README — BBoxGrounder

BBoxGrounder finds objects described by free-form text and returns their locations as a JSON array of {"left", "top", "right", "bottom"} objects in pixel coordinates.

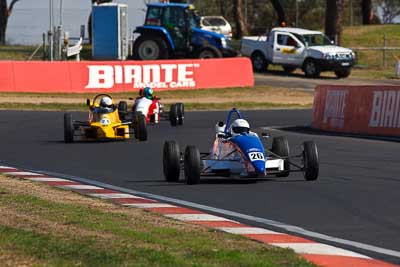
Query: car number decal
[{"left": 248, "top": 152, "right": 264, "bottom": 161}]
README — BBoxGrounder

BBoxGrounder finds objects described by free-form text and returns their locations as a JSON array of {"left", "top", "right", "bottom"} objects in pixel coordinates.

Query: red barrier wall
[
  {"left": 312, "top": 85, "right": 400, "bottom": 136},
  {"left": 0, "top": 58, "right": 253, "bottom": 93}
]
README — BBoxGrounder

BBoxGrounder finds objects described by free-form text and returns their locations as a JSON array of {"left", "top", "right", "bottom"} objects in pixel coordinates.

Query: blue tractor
[{"left": 133, "top": 3, "right": 237, "bottom": 60}]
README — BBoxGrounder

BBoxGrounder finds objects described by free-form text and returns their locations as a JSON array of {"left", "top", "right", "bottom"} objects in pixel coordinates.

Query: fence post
[{"left": 383, "top": 33, "right": 387, "bottom": 68}]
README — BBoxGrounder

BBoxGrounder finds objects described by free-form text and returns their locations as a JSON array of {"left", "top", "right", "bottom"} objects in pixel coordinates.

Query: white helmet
[
  {"left": 100, "top": 96, "right": 112, "bottom": 107},
  {"left": 230, "top": 119, "right": 250, "bottom": 136}
]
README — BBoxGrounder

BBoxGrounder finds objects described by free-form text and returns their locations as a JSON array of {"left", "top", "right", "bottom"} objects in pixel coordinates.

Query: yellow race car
[{"left": 63, "top": 94, "right": 147, "bottom": 143}]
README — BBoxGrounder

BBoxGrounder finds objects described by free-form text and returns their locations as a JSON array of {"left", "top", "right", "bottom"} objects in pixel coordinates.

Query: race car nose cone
[{"left": 253, "top": 161, "right": 265, "bottom": 175}]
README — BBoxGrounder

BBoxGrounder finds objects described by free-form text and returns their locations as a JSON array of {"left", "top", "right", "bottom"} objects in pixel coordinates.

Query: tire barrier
[
  {"left": 313, "top": 85, "right": 400, "bottom": 136},
  {"left": 0, "top": 58, "right": 253, "bottom": 93}
]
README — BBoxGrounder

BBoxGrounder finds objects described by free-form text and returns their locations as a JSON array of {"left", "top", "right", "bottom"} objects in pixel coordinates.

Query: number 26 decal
[{"left": 248, "top": 152, "right": 264, "bottom": 161}]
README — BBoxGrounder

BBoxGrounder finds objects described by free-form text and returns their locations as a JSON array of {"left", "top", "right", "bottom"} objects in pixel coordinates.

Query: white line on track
[
  {"left": 217, "top": 227, "right": 280, "bottom": 235},
  {"left": 4, "top": 171, "right": 44, "bottom": 176},
  {"left": 27, "top": 177, "right": 70, "bottom": 182},
  {"left": 165, "top": 214, "right": 235, "bottom": 222},
  {"left": 89, "top": 193, "right": 146, "bottom": 199},
  {"left": 123, "top": 203, "right": 177, "bottom": 208},
  {"left": 33, "top": 169, "right": 400, "bottom": 259},
  {"left": 272, "top": 243, "right": 371, "bottom": 259}
]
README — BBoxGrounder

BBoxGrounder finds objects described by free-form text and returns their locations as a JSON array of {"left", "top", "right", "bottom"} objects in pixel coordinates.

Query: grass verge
[{"left": 0, "top": 175, "right": 316, "bottom": 266}]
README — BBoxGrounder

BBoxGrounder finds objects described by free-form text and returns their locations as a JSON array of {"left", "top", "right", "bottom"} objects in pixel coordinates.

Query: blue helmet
[{"left": 143, "top": 87, "right": 153, "bottom": 99}]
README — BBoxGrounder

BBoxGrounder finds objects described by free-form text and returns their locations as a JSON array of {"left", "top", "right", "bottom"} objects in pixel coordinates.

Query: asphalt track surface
[
  {"left": 254, "top": 71, "right": 400, "bottom": 90},
  {"left": 1, "top": 109, "right": 400, "bottom": 264}
]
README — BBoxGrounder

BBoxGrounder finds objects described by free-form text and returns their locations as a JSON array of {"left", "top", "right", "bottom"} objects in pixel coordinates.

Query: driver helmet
[
  {"left": 100, "top": 96, "right": 113, "bottom": 108},
  {"left": 143, "top": 87, "right": 154, "bottom": 100},
  {"left": 230, "top": 119, "right": 250, "bottom": 136}
]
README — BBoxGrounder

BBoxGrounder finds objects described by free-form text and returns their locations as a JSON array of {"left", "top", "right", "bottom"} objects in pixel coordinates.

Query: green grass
[
  {"left": 0, "top": 45, "right": 43, "bottom": 60},
  {"left": 0, "top": 181, "right": 316, "bottom": 267}
]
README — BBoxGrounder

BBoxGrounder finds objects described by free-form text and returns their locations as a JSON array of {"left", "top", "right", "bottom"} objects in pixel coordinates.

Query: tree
[
  {"left": 0, "top": 0, "right": 20, "bottom": 45},
  {"left": 361, "top": 0, "right": 373, "bottom": 24},
  {"left": 325, "top": 0, "right": 344, "bottom": 45},
  {"left": 270, "top": 0, "right": 285, "bottom": 26},
  {"left": 232, "top": 0, "right": 247, "bottom": 38},
  {"left": 377, "top": 0, "right": 400, "bottom": 23}
]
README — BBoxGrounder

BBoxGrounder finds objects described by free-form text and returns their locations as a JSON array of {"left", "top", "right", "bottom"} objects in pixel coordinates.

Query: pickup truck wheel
[
  {"left": 251, "top": 52, "right": 267, "bottom": 72},
  {"left": 335, "top": 68, "right": 351, "bottom": 78},
  {"left": 303, "top": 59, "right": 320, "bottom": 78},
  {"left": 283, "top": 66, "right": 296, "bottom": 74},
  {"left": 198, "top": 47, "right": 222, "bottom": 59},
  {"left": 134, "top": 35, "right": 169, "bottom": 60}
]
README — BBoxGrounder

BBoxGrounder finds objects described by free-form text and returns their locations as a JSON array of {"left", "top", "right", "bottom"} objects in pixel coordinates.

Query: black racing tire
[
  {"left": 135, "top": 112, "right": 147, "bottom": 141},
  {"left": 118, "top": 101, "right": 128, "bottom": 120},
  {"left": 283, "top": 65, "right": 296, "bottom": 74},
  {"left": 303, "top": 141, "right": 319, "bottom": 181},
  {"left": 334, "top": 68, "right": 351, "bottom": 78},
  {"left": 163, "top": 141, "right": 181, "bottom": 182},
  {"left": 251, "top": 51, "right": 267, "bottom": 72},
  {"left": 133, "top": 34, "right": 169, "bottom": 60},
  {"left": 169, "top": 104, "right": 178, "bottom": 127},
  {"left": 272, "top": 136, "right": 290, "bottom": 177},
  {"left": 303, "top": 59, "right": 321, "bottom": 78},
  {"left": 64, "top": 113, "right": 74, "bottom": 143},
  {"left": 176, "top": 103, "right": 184, "bottom": 125},
  {"left": 197, "top": 46, "right": 223, "bottom": 59},
  {"left": 184, "top": 146, "right": 201, "bottom": 185}
]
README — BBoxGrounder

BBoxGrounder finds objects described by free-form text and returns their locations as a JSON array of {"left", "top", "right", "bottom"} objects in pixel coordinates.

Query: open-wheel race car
[
  {"left": 118, "top": 88, "right": 185, "bottom": 127},
  {"left": 163, "top": 108, "right": 319, "bottom": 184},
  {"left": 63, "top": 94, "right": 147, "bottom": 143}
]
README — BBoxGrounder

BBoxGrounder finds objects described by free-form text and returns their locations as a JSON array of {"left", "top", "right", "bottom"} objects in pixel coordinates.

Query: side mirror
[{"left": 86, "top": 99, "right": 90, "bottom": 106}]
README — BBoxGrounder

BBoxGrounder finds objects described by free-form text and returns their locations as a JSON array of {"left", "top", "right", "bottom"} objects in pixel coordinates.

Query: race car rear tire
[
  {"left": 118, "top": 101, "right": 128, "bottom": 120},
  {"left": 184, "top": 146, "right": 201, "bottom": 185},
  {"left": 272, "top": 136, "right": 290, "bottom": 177},
  {"left": 176, "top": 103, "right": 184, "bottom": 125},
  {"left": 135, "top": 112, "right": 147, "bottom": 141},
  {"left": 169, "top": 104, "right": 178, "bottom": 126},
  {"left": 64, "top": 113, "right": 74, "bottom": 143},
  {"left": 163, "top": 141, "right": 181, "bottom": 182},
  {"left": 303, "top": 141, "right": 319, "bottom": 181}
]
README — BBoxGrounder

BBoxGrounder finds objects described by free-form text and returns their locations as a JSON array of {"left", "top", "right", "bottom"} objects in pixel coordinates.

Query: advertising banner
[
  {"left": 0, "top": 58, "right": 253, "bottom": 93},
  {"left": 313, "top": 85, "right": 400, "bottom": 136}
]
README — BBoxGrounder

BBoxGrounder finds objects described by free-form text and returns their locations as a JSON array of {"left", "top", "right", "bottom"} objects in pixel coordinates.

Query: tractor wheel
[
  {"left": 169, "top": 104, "right": 178, "bottom": 126},
  {"left": 198, "top": 47, "right": 222, "bottom": 59},
  {"left": 303, "top": 141, "right": 319, "bottom": 181},
  {"left": 64, "top": 113, "right": 74, "bottom": 143},
  {"left": 163, "top": 141, "right": 181, "bottom": 182},
  {"left": 176, "top": 103, "right": 184, "bottom": 125},
  {"left": 133, "top": 35, "right": 169, "bottom": 60},
  {"left": 272, "top": 136, "right": 290, "bottom": 177},
  {"left": 184, "top": 146, "right": 201, "bottom": 185}
]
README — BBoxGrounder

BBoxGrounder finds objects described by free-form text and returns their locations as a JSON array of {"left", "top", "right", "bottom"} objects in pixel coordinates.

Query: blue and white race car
[{"left": 163, "top": 108, "right": 319, "bottom": 184}]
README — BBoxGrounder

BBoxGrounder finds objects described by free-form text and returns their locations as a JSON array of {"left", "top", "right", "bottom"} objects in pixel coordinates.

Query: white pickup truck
[{"left": 241, "top": 27, "right": 356, "bottom": 78}]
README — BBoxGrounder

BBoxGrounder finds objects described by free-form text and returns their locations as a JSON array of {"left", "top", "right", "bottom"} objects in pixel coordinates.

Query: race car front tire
[
  {"left": 272, "top": 136, "right": 290, "bottom": 177},
  {"left": 64, "top": 113, "right": 74, "bottom": 143},
  {"left": 184, "top": 146, "right": 201, "bottom": 185},
  {"left": 170, "top": 104, "right": 178, "bottom": 126},
  {"left": 176, "top": 103, "right": 184, "bottom": 125},
  {"left": 303, "top": 141, "right": 319, "bottom": 181},
  {"left": 163, "top": 141, "right": 181, "bottom": 182},
  {"left": 118, "top": 101, "right": 128, "bottom": 121}
]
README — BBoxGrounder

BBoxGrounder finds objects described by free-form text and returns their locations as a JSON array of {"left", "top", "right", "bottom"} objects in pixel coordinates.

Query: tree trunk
[
  {"left": 233, "top": 0, "right": 247, "bottom": 39},
  {"left": 361, "top": 0, "right": 373, "bottom": 24},
  {"left": 219, "top": 0, "right": 226, "bottom": 17},
  {"left": 0, "top": 0, "right": 8, "bottom": 45},
  {"left": 325, "top": 0, "right": 344, "bottom": 45},
  {"left": 270, "top": 0, "right": 285, "bottom": 26}
]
